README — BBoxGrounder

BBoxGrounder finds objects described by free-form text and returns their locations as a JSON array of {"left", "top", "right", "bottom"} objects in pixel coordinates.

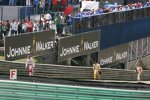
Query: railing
[
  {"left": 0, "top": 6, "right": 33, "bottom": 21},
  {"left": 0, "top": 80, "right": 150, "bottom": 100},
  {"left": 72, "top": 7, "right": 150, "bottom": 34}
]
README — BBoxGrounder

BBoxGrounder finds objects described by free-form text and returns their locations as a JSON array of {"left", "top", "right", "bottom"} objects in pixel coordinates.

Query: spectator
[
  {"left": 9, "top": 0, "right": 16, "bottom": 6},
  {"left": 5, "top": 20, "right": 11, "bottom": 36},
  {"left": 39, "top": 0, "right": 46, "bottom": 14},
  {"left": 79, "top": 0, "right": 82, "bottom": 8},
  {"left": 18, "top": 21, "right": 22, "bottom": 34},
  {"left": 26, "top": 19, "right": 33, "bottom": 32},
  {"left": 47, "top": 0, "right": 51, "bottom": 6},
  {"left": 26, "top": 0, "right": 31, "bottom": 6},
  {"left": 2, "top": 21, "right": 7, "bottom": 37},
  {"left": 44, "top": 13, "right": 52, "bottom": 30},
  {"left": 33, "top": 20, "right": 39, "bottom": 32},
  {"left": 22, "top": 20, "right": 27, "bottom": 33},
  {"left": 136, "top": 65, "right": 143, "bottom": 81},
  {"left": 40, "top": 14, "right": 46, "bottom": 29},
  {"left": 67, "top": 14, "right": 73, "bottom": 33},
  {"left": 54, "top": 14, "right": 61, "bottom": 36},
  {"left": 25, "top": 55, "right": 35, "bottom": 76},
  {"left": 0, "top": 1, "right": 149, "bottom": 39},
  {"left": 41, "top": 14, "right": 45, "bottom": 24},
  {"left": 60, "top": 14, "right": 65, "bottom": 35},
  {"left": 38, "top": 20, "right": 44, "bottom": 31},
  {"left": 44, "top": 13, "right": 52, "bottom": 21},
  {"left": 33, "top": 0, "right": 39, "bottom": 14},
  {"left": 18, "top": 20, "right": 24, "bottom": 34},
  {"left": 93, "top": 61, "right": 101, "bottom": 80},
  {"left": 10, "top": 19, "right": 18, "bottom": 35},
  {"left": 45, "top": 0, "right": 50, "bottom": 13},
  {"left": 65, "top": 14, "right": 70, "bottom": 33}
]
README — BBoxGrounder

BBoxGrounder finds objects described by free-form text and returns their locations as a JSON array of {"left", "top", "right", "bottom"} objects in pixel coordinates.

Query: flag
[{"left": 64, "top": 5, "right": 73, "bottom": 16}]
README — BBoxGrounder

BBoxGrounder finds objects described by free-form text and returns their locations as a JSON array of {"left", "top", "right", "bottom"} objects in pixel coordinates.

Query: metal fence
[
  {"left": 73, "top": 7, "right": 150, "bottom": 34},
  {"left": 0, "top": 6, "right": 34, "bottom": 21}
]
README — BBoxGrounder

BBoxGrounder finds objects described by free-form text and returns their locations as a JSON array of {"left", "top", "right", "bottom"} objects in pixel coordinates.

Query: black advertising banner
[
  {"left": 58, "top": 30, "right": 100, "bottom": 61},
  {"left": 5, "top": 30, "right": 55, "bottom": 61},
  {"left": 99, "top": 43, "right": 128, "bottom": 66}
]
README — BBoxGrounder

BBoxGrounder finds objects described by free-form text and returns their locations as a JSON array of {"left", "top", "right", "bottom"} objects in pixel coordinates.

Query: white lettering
[
  {"left": 100, "top": 56, "right": 113, "bottom": 65},
  {"left": 7, "top": 46, "right": 31, "bottom": 58},
  {"left": 60, "top": 45, "right": 80, "bottom": 57},
  {"left": 116, "top": 51, "right": 127, "bottom": 61},
  {"left": 36, "top": 41, "right": 54, "bottom": 51},
  {"left": 84, "top": 41, "right": 98, "bottom": 50}
]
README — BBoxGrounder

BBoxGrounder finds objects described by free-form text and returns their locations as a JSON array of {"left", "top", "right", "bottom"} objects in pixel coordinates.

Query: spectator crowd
[
  {"left": 1, "top": 0, "right": 150, "bottom": 39},
  {"left": 0, "top": 12, "right": 73, "bottom": 39},
  {"left": 9, "top": 0, "right": 80, "bottom": 6},
  {"left": 74, "top": 1, "right": 150, "bottom": 17}
]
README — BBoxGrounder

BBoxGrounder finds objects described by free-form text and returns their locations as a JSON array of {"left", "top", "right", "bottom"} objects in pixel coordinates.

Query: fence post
[{"left": 18, "top": 6, "right": 20, "bottom": 20}]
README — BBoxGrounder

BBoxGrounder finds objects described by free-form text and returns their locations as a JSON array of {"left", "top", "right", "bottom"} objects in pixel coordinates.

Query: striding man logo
[
  {"left": 80, "top": 36, "right": 84, "bottom": 52},
  {"left": 31, "top": 36, "right": 36, "bottom": 54}
]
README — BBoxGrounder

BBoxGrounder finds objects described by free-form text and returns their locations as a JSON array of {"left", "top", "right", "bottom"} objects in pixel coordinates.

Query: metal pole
[
  {"left": 18, "top": 7, "right": 20, "bottom": 20},
  {"left": 15, "top": 0, "right": 18, "bottom": 6},
  {"left": 1, "top": 7, "right": 3, "bottom": 40}
]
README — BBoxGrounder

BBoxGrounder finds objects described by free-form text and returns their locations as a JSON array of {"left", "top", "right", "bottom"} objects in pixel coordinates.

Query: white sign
[
  {"left": 81, "top": 1, "right": 99, "bottom": 12},
  {"left": 10, "top": 69, "right": 17, "bottom": 80}
]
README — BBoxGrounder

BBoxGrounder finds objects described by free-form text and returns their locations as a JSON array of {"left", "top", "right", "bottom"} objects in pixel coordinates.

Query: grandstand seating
[
  {"left": 0, "top": 80, "right": 150, "bottom": 100},
  {"left": 0, "top": 61, "right": 150, "bottom": 81}
]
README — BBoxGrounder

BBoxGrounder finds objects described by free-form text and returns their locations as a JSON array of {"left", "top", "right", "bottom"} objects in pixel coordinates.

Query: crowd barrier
[
  {"left": 73, "top": 7, "right": 150, "bottom": 34},
  {"left": 0, "top": 6, "right": 33, "bottom": 20}
]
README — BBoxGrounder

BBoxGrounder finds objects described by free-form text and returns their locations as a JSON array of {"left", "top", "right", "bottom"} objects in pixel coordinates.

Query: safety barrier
[
  {"left": 73, "top": 7, "right": 150, "bottom": 33},
  {"left": 0, "top": 80, "right": 150, "bottom": 100},
  {"left": 0, "top": 6, "right": 33, "bottom": 20},
  {"left": 0, "top": 61, "right": 150, "bottom": 81}
]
